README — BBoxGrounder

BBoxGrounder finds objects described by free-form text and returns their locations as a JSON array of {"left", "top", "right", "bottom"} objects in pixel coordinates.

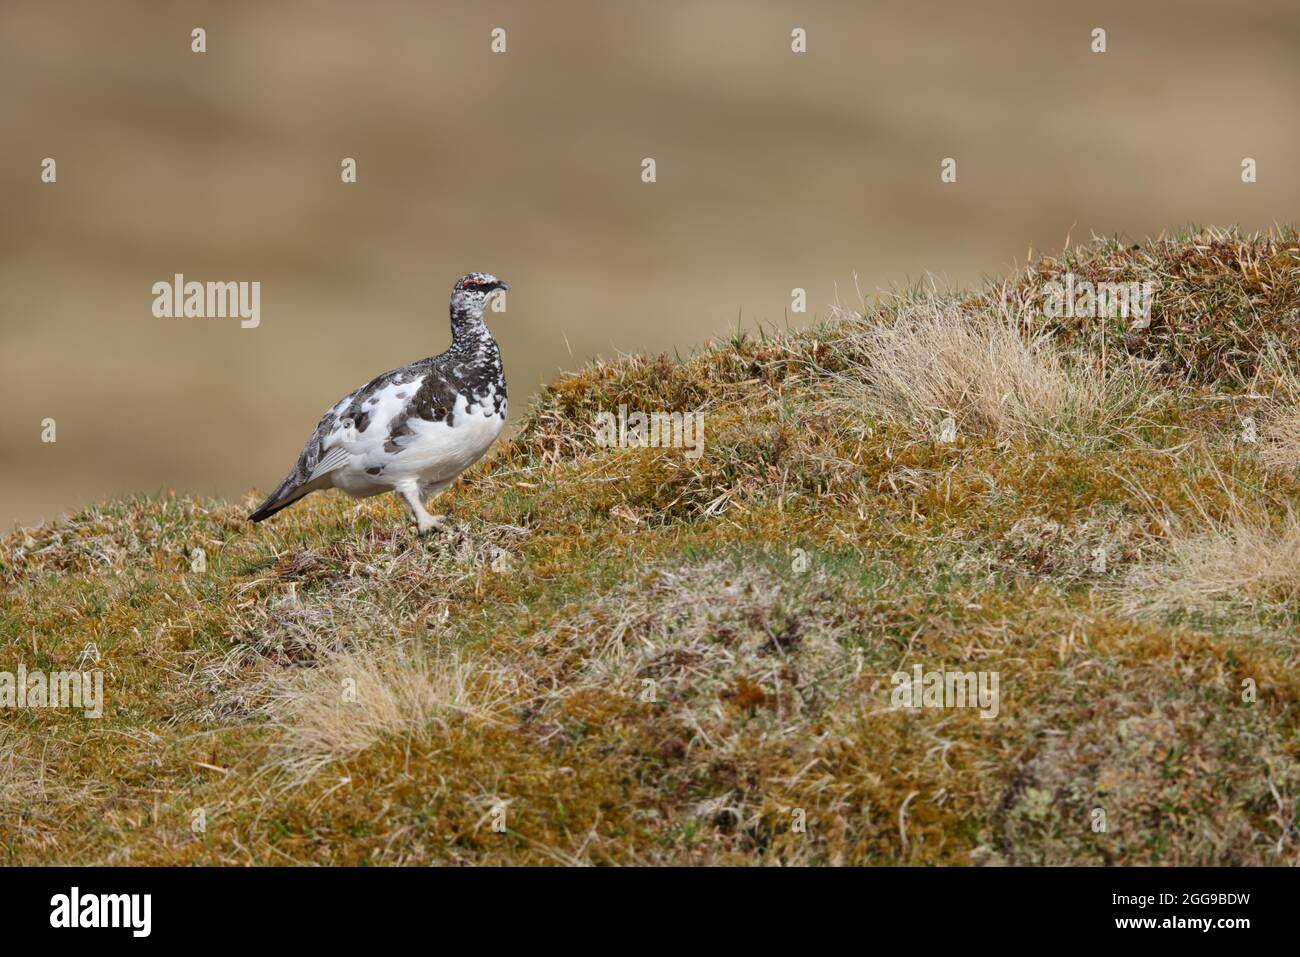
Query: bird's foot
[{"left": 414, "top": 514, "right": 451, "bottom": 536}]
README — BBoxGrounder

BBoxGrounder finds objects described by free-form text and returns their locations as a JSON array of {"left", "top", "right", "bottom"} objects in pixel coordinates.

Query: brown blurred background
[{"left": 2, "top": 0, "right": 1298, "bottom": 528}]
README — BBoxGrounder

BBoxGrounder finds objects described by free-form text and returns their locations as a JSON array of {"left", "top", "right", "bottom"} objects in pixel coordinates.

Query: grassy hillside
[{"left": 4, "top": 227, "right": 1300, "bottom": 865}]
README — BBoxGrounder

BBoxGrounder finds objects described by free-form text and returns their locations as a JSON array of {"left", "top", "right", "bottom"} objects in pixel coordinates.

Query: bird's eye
[{"left": 464, "top": 280, "right": 480, "bottom": 290}]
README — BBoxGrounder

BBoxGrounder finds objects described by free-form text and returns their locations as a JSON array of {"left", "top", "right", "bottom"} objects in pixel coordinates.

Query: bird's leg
[{"left": 396, "top": 482, "right": 447, "bottom": 535}]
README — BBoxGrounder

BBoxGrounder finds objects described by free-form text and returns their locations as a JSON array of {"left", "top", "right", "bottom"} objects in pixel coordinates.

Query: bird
[{"left": 249, "top": 272, "right": 509, "bottom": 533}]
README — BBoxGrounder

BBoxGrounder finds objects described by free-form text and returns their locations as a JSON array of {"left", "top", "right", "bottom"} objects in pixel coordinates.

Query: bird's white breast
[
  {"left": 329, "top": 387, "right": 506, "bottom": 497},
  {"left": 391, "top": 391, "right": 506, "bottom": 481}
]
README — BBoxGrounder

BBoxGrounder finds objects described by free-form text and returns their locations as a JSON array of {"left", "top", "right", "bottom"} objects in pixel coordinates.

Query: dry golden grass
[
  {"left": 1259, "top": 380, "right": 1300, "bottom": 473},
  {"left": 0, "top": 728, "right": 45, "bottom": 809},
  {"left": 1119, "top": 505, "right": 1300, "bottom": 619},
  {"left": 826, "top": 294, "right": 1158, "bottom": 445},
  {"left": 262, "top": 643, "right": 509, "bottom": 784}
]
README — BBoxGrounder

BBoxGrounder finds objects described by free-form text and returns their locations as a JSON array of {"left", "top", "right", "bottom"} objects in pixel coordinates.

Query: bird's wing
[{"left": 306, "top": 444, "right": 351, "bottom": 481}]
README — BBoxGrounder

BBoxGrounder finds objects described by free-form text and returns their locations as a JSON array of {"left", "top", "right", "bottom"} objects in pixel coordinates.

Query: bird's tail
[{"left": 248, "top": 474, "right": 315, "bottom": 523}]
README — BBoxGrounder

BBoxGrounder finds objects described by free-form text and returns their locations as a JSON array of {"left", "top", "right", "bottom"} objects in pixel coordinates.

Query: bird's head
[{"left": 451, "top": 272, "right": 508, "bottom": 319}]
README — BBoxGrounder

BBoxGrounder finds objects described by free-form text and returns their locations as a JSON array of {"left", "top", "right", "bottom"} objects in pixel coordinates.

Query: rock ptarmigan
[{"left": 249, "top": 272, "right": 509, "bottom": 533}]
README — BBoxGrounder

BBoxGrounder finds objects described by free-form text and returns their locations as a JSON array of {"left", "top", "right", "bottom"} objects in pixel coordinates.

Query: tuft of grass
[
  {"left": 826, "top": 293, "right": 1160, "bottom": 446},
  {"left": 262, "top": 643, "right": 509, "bottom": 785},
  {"left": 1259, "top": 375, "right": 1300, "bottom": 474},
  {"left": 1119, "top": 505, "right": 1300, "bottom": 621},
  {"left": 1024, "top": 226, "right": 1300, "bottom": 390}
]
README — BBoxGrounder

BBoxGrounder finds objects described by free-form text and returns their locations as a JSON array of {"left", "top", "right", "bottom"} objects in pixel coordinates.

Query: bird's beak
[{"left": 497, "top": 280, "right": 510, "bottom": 292}]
